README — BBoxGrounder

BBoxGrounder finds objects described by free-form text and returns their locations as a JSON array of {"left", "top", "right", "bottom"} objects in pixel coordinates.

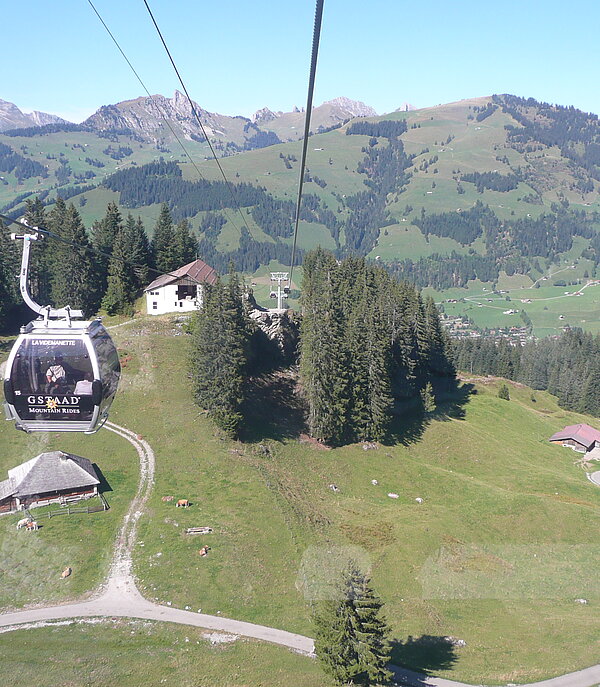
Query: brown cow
[
  {"left": 176, "top": 499, "right": 189, "bottom": 508},
  {"left": 25, "top": 521, "right": 38, "bottom": 531},
  {"left": 61, "top": 567, "right": 72, "bottom": 578}
]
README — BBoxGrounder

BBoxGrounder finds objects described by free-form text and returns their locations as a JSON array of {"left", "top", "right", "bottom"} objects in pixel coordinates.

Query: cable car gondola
[{"left": 2, "top": 231, "right": 120, "bottom": 434}]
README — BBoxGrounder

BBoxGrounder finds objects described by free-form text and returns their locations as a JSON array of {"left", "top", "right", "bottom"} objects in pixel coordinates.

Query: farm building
[
  {"left": 144, "top": 258, "right": 218, "bottom": 315},
  {"left": 0, "top": 451, "right": 100, "bottom": 513},
  {"left": 549, "top": 424, "right": 600, "bottom": 454}
]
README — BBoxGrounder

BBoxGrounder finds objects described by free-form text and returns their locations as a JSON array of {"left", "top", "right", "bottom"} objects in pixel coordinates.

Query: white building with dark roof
[
  {"left": 0, "top": 451, "right": 100, "bottom": 513},
  {"left": 144, "top": 258, "right": 218, "bottom": 315}
]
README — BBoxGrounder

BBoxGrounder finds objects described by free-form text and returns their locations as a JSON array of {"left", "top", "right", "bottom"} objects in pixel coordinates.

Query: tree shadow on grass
[
  {"left": 385, "top": 380, "right": 475, "bottom": 448},
  {"left": 389, "top": 635, "right": 458, "bottom": 681},
  {"left": 239, "top": 370, "right": 307, "bottom": 443}
]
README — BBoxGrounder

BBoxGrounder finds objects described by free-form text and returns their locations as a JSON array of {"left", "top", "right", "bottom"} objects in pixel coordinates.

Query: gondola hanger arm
[{"left": 12, "top": 230, "right": 83, "bottom": 324}]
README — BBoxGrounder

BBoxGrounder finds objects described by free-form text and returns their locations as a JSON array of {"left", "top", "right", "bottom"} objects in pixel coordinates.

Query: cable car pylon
[{"left": 3, "top": 228, "right": 121, "bottom": 434}]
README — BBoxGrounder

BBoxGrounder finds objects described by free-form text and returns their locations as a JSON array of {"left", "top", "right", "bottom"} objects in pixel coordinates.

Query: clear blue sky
[{"left": 4, "top": 0, "right": 600, "bottom": 122}]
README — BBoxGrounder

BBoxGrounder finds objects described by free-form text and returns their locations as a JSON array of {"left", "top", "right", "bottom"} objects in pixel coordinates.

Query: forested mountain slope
[{"left": 2, "top": 94, "right": 600, "bottom": 287}]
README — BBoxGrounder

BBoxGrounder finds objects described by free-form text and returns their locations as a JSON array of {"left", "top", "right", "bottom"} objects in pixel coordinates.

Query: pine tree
[
  {"left": 189, "top": 271, "right": 248, "bottom": 438},
  {"left": 313, "top": 565, "right": 392, "bottom": 686},
  {"left": 48, "top": 202, "right": 100, "bottom": 316},
  {"left": 152, "top": 203, "right": 178, "bottom": 274}
]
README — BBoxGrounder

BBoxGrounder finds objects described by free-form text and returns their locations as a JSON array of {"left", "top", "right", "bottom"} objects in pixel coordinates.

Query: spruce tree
[
  {"left": 313, "top": 565, "right": 392, "bottom": 686},
  {"left": 48, "top": 202, "right": 100, "bottom": 316},
  {"left": 152, "top": 203, "right": 178, "bottom": 274},
  {"left": 92, "top": 202, "right": 123, "bottom": 295},
  {"left": 364, "top": 302, "right": 393, "bottom": 440},
  {"left": 580, "top": 363, "right": 600, "bottom": 416},
  {"left": 0, "top": 220, "right": 19, "bottom": 331},
  {"left": 189, "top": 272, "right": 248, "bottom": 438},
  {"left": 421, "top": 381, "right": 436, "bottom": 413},
  {"left": 300, "top": 249, "right": 350, "bottom": 445},
  {"left": 173, "top": 218, "right": 197, "bottom": 267},
  {"left": 127, "top": 215, "right": 152, "bottom": 291},
  {"left": 23, "top": 197, "right": 52, "bottom": 305},
  {"left": 101, "top": 221, "right": 138, "bottom": 316}
]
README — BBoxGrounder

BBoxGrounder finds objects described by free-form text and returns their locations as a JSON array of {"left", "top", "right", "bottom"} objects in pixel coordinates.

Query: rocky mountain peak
[
  {"left": 323, "top": 97, "right": 377, "bottom": 118},
  {"left": 0, "top": 99, "right": 67, "bottom": 132},
  {"left": 395, "top": 102, "right": 417, "bottom": 112},
  {"left": 252, "top": 107, "right": 278, "bottom": 124}
]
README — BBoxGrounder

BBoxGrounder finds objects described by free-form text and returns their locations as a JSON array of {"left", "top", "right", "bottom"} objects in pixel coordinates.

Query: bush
[{"left": 498, "top": 384, "right": 510, "bottom": 401}]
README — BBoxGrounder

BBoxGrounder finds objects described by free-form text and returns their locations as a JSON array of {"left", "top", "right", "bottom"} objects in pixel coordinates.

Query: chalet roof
[
  {"left": 0, "top": 451, "right": 99, "bottom": 501},
  {"left": 549, "top": 424, "right": 600, "bottom": 450},
  {"left": 144, "top": 258, "right": 218, "bottom": 292}
]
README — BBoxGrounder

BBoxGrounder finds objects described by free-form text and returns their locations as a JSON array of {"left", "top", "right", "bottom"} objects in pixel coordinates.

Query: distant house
[
  {"left": 549, "top": 424, "right": 600, "bottom": 454},
  {"left": 0, "top": 451, "right": 100, "bottom": 513},
  {"left": 144, "top": 258, "right": 218, "bottom": 315}
]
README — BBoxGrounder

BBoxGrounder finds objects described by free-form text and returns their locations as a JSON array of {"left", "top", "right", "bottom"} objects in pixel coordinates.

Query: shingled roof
[
  {"left": 0, "top": 451, "right": 99, "bottom": 500},
  {"left": 144, "top": 258, "right": 218, "bottom": 292},
  {"left": 549, "top": 424, "right": 600, "bottom": 450}
]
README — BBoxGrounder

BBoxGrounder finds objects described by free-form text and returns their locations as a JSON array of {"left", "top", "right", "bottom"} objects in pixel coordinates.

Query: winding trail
[
  {"left": 3, "top": 422, "right": 600, "bottom": 687},
  {"left": 0, "top": 422, "right": 312, "bottom": 655}
]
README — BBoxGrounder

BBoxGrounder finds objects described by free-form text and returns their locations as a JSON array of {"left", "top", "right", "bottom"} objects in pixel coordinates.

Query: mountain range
[
  {"left": 0, "top": 93, "right": 383, "bottom": 147},
  {"left": 0, "top": 99, "right": 67, "bottom": 132},
  {"left": 1, "top": 91, "right": 600, "bottom": 297}
]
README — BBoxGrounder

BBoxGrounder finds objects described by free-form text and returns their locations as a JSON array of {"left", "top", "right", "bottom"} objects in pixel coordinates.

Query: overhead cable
[
  {"left": 142, "top": 0, "right": 255, "bottom": 237},
  {"left": 289, "top": 0, "right": 325, "bottom": 289},
  {"left": 87, "top": 0, "right": 207, "bottom": 184},
  {"left": 87, "top": 0, "right": 245, "bottom": 238}
]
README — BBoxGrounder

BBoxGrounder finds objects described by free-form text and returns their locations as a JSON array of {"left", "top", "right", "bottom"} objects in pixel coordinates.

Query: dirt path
[{"left": 0, "top": 421, "right": 314, "bottom": 654}]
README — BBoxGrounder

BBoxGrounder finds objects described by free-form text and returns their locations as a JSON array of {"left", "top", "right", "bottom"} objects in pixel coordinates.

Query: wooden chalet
[
  {"left": 0, "top": 451, "right": 100, "bottom": 513},
  {"left": 549, "top": 424, "right": 600, "bottom": 454}
]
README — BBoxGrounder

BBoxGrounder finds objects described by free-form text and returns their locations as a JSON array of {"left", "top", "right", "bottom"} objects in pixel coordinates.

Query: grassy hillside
[
  {"left": 3, "top": 316, "right": 600, "bottom": 681},
  {"left": 0, "top": 349, "right": 138, "bottom": 609},
  {"left": 100, "top": 319, "right": 600, "bottom": 681},
  {"left": 0, "top": 622, "right": 331, "bottom": 687}
]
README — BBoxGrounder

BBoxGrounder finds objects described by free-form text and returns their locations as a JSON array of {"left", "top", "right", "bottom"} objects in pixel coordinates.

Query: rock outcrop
[{"left": 249, "top": 308, "right": 299, "bottom": 361}]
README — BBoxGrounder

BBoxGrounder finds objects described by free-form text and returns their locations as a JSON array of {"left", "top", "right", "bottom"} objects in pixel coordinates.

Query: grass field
[
  {"left": 0, "top": 621, "right": 331, "bottom": 687},
  {"left": 0, "top": 413, "right": 137, "bottom": 609},
  {"left": 67, "top": 316, "right": 600, "bottom": 684},
  {"left": 4, "top": 307, "right": 600, "bottom": 681}
]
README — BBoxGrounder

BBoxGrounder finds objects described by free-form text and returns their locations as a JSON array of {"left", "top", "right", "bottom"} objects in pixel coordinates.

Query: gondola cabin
[{"left": 3, "top": 318, "right": 120, "bottom": 434}]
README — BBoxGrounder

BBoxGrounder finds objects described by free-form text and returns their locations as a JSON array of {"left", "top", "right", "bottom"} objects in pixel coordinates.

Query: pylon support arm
[{"left": 13, "top": 232, "right": 83, "bottom": 324}]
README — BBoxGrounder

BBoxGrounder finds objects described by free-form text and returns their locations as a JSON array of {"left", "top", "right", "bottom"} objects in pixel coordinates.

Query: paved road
[{"left": 3, "top": 422, "right": 600, "bottom": 686}]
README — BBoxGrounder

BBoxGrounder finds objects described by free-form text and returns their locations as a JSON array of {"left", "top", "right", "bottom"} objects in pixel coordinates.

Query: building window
[{"left": 152, "top": 302, "right": 157, "bottom": 310}]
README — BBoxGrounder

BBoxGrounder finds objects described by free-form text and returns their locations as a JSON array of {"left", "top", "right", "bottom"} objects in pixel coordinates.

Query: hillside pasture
[
  {"left": 439, "top": 280, "right": 600, "bottom": 335},
  {"left": 0, "top": 414, "right": 137, "bottom": 609},
  {"left": 0, "top": 622, "right": 331, "bottom": 687},
  {"left": 87, "top": 317, "right": 600, "bottom": 683}
]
